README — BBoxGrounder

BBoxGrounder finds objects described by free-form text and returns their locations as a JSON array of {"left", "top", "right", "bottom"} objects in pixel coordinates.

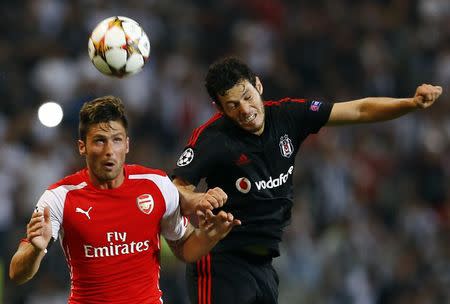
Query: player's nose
[
  {"left": 104, "top": 140, "right": 114, "bottom": 155},
  {"left": 239, "top": 100, "right": 252, "bottom": 114}
]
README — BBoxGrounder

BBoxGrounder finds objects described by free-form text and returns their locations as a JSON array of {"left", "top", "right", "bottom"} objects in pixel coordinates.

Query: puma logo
[{"left": 76, "top": 207, "right": 92, "bottom": 220}]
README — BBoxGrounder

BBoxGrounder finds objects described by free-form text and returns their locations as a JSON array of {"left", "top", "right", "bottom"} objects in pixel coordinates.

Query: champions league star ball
[{"left": 88, "top": 16, "right": 150, "bottom": 77}]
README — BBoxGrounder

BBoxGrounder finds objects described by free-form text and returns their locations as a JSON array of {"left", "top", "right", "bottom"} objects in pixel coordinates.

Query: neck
[{"left": 88, "top": 169, "right": 125, "bottom": 189}]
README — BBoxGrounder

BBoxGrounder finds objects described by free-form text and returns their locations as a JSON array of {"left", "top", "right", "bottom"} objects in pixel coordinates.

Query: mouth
[
  {"left": 242, "top": 113, "right": 256, "bottom": 124},
  {"left": 102, "top": 161, "right": 116, "bottom": 170}
]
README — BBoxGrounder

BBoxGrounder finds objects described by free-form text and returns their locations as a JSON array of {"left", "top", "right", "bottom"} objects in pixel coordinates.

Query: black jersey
[{"left": 174, "top": 98, "right": 333, "bottom": 256}]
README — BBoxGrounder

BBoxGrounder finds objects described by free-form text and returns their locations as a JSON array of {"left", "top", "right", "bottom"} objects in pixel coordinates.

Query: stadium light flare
[{"left": 38, "top": 101, "right": 63, "bottom": 127}]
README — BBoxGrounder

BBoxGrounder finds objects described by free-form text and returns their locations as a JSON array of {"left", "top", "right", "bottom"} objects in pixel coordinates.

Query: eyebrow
[
  {"left": 91, "top": 132, "right": 125, "bottom": 138},
  {"left": 226, "top": 86, "right": 248, "bottom": 104}
]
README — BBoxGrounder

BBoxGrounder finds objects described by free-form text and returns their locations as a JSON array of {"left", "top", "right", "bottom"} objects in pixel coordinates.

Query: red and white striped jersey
[{"left": 35, "top": 164, "right": 187, "bottom": 304}]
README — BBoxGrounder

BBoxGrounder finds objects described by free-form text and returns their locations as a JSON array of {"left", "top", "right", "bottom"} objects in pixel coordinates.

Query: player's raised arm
[
  {"left": 166, "top": 210, "right": 241, "bottom": 263},
  {"left": 10, "top": 207, "right": 52, "bottom": 284},
  {"left": 327, "top": 84, "right": 443, "bottom": 126},
  {"left": 174, "top": 177, "right": 228, "bottom": 216}
]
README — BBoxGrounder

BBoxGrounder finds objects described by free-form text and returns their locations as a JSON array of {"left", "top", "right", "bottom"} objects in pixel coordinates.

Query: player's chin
[
  {"left": 98, "top": 170, "right": 120, "bottom": 181},
  {"left": 241, "top": 123, "right": 263, "bottom": 134}
]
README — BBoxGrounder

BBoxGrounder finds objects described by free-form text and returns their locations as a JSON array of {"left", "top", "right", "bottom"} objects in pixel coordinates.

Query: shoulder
[
  {"left": 40, "top": 170, "right": 88, "bottom": 214},
  {"left": 186, "top": 112, "right": 225, "bottom": 147},
  {"left": 263, "top": 98, "right": 308, "bottom": 124},
  {"left": 264, "top": 98, "right": 307, "bottom": 112},
  {"left": 126, "top": 165, "right": 179, "bottom": 210},
  {"left": 47, "top": 169, "right": 87, "bottom": 191},
  {"left": 127, "top": 164, "right": 174, "bottom": 189},
  {"left": 126, "top": 164, "right": 167, "bottom": 177},
  {"left": 265, "top": 98, "right": 333, "bottom": 118}
]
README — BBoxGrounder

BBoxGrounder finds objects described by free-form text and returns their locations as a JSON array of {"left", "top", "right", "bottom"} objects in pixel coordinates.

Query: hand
[
  {"left": 197, "top": 209, "right": 241, "bottom": 243},
  {"left": 413, "top": 84, "right": 442, "bottom": 108},
  {"left": 27, "top": 207, "right": 52, "bottom": 251},
  {"left": 175, "top": 178, "right": 228, "bottom": 216},
  {"left": 196, "top": 187, "right": 228, "bottom": 212}
]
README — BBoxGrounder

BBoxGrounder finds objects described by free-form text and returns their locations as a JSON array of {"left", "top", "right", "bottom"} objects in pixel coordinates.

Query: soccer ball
[{"left": 88, "top": 16, "right": 150, "bottom": 77}]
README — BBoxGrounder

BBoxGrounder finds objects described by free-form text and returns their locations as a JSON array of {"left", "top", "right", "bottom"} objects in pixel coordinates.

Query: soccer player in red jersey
[
  {"left": 173, "top": 57, "right": 443, "bottom": 304},
  {"left": 9, "top": 96, "right": 240, "bottom": 304}
]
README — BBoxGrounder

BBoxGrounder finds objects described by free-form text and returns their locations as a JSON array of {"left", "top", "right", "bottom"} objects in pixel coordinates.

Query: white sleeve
[
  {"left": 36, "top": 190, "right": 64, "bottom": 241},
  {"left": 161, "top": 204, "right": 188, "bottom": 241},
  {"left": 129, "top": 173, "right": 188, "bottom": 241},
  {"left": 160, "top": 177, "right": 187, "bottom": 241}
]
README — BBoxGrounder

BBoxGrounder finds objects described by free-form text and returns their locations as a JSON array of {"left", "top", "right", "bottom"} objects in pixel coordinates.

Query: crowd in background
[{"left": 1, "top": 0, "right": 449, "bottom": 303}]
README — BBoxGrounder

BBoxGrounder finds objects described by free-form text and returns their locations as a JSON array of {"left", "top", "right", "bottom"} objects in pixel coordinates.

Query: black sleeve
[
  {"left": 303, "top": 100, "right": 333, "bottom": 134},
  {"left": 282, "top": 99, "right": 334, "bottom": 134},
  {"left": 172, "top": 133, "right": 221, "bottom": 186}
]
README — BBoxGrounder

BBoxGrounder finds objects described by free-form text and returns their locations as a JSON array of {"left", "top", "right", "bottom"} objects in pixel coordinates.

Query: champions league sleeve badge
[
  {"left": 177, "top": 148, "right": 194, "bottom": 167},
  {"left": 279, "top": 134, "right": 293, "bottom": 158}
]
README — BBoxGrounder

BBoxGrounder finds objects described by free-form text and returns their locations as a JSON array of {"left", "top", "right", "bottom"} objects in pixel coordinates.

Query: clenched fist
[
  {"left": 174, "top": 178, "right": 229, "bottom": 216},
  {"left": 413, "top": 84, "right": 442, "bottom": 108}
]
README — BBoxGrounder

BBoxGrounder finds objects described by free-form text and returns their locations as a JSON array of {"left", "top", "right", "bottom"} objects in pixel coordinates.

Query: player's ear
[
  {"left": 78, "top": 140, "right": 86, "bottom": 156},
  {"left": 213, "top": 100, "right": 224, "bottom": 113},
  {"left": 126, "top": 137, "right": 130, "bottom": 154},
  {"left": 255, "top": 77, "right": 263, "bottom": 95}
]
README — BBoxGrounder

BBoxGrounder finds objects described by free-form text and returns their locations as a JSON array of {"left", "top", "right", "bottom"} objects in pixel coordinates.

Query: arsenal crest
[
  {"left": 136, "top": 194, "right": 154, "bottom": 214},
  {"left": 279, "top": 134, "right": 293, "bottom": 158}
]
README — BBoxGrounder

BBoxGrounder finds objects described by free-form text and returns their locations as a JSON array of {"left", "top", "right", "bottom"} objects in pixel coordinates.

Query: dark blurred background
[{"left": 1, "top": 0, "right": 449, "bottom": 303}]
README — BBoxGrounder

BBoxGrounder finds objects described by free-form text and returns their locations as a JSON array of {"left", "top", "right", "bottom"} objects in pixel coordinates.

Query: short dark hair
[
  {"left": 205, "top": 57, "right": 257, "bottom": 104},
  {"left": 78, "top": 95, "right": 128, "bottom": 141}
]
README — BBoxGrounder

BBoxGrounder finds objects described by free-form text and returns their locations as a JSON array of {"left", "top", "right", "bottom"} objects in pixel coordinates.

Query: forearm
[
  {"left": 9, "top": 243, "right": 46, "bottom": 284},
  {"left": 166, "top": 210, "right": 239, "bottom": 262},
  {"left": 166, "top": 227, "right": 218, "bottom": 263},
  {"left": 328, "top": 84, "right": 442, "bottom": 125},
  {"left": 179, "top": 228, "right": 219, "bottom": 263},
  {"left": 173, "top": 178, "right": 198, "bottom": 215},
  {"left": 357, "top": 97, "right": 416, "bottom": 122},
  {"left": 167, "top": 226, "right": 224, "bottom": 263},
  {"left": 328, "top": 97, "right": 418, "bottom": 126}
]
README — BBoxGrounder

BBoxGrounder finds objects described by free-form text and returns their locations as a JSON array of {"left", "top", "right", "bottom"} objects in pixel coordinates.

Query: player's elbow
[
  {"left": 172, "top": 247, "right": 204, "bottom": 263},
  {"left": 9, "top": 261, "right": 32, "bottom": 285},
  {"left": 9, "top": 268, "right": 28, "bottom": 285},
  {"left": 357, "top": 99, "right": 375, "bottom": 122},
  {"left": 171, "top": 248, "right": 201, "bottom": 263},
  {"left": 182, "top": 253, "right": 203, "bottom": 263},
  {"left": 181, "top": 243, "right": 213, "bottom": 263},
  {"left": 9, "top": 275, "right": 24, "bottom": 285}
]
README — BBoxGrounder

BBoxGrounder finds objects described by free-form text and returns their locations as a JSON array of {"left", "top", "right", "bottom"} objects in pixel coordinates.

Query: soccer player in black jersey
[{"left": 172, "top": 57, "right": 442, "bottom": 304}]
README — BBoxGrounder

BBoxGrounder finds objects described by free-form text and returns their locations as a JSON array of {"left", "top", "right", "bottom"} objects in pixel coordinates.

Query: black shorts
[{"left": 186, "top": 251, "right": 279, "bottom": 304}]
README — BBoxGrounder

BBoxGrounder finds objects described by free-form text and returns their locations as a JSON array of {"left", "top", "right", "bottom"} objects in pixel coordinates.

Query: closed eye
[{"left": 226, "top": 102, "right": 239, "bottom": 110}]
